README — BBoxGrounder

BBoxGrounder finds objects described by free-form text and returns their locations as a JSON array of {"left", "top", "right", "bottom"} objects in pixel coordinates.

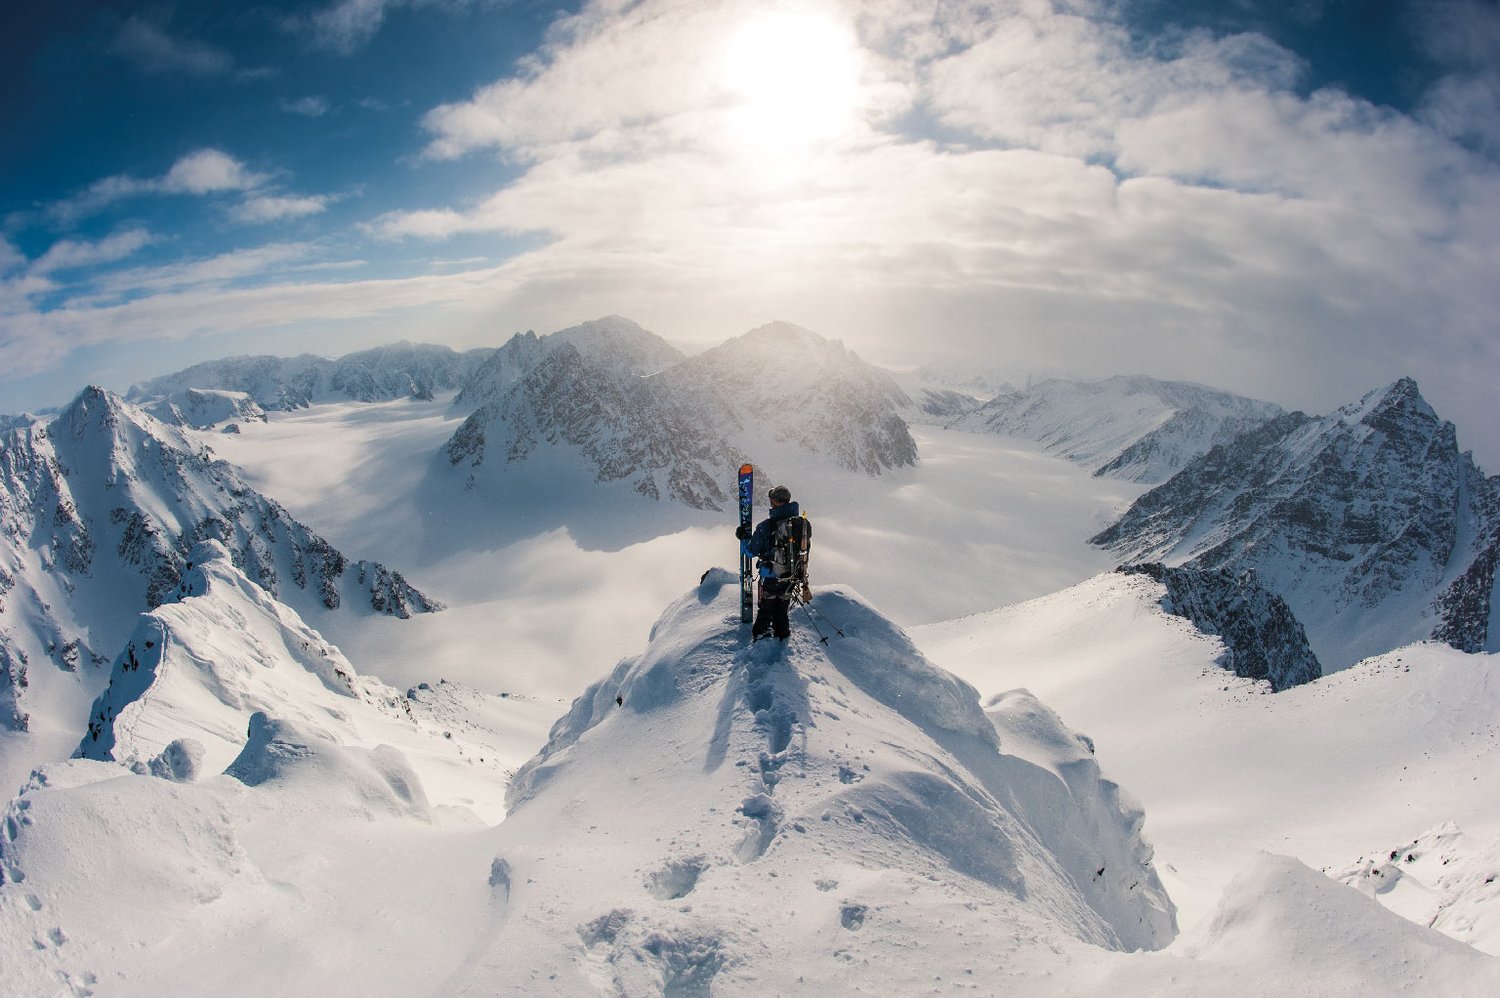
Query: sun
[{"left": 716, "top": 9, "right": 864, "bottom": 174}]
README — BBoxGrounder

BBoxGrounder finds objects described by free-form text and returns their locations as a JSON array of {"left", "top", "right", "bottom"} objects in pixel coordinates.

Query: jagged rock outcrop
[
  {"left": 951, "top": 375, "right": 1283, "bottom": 484},
  {"left": 1118, "top": 563, "right": 1321, "bottom": 690},
  {"left": 128, "top": 341, "right": 493, "bottom": 410},
  {"left": 1094, "top": 379, "right": 1500, "bottom": 666}
]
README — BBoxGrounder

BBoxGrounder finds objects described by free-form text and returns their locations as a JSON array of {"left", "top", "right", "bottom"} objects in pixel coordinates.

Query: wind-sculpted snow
[
  {"left": 951, "top": 375, "right": 1282, "bottom": 484},
  {"left": 128, "top": 341, "right": 493, "bottom": 410},
  {"left": 1335, "top": 823, "right": 1500, "bottom": 956},
  {"left": 1094, "top": 378, "right": 1500, "bottom": 667},
  {"left": 76, "top": 540, "right": 411, "bottom": 774},
  {"left": 1119, "top": 563, "right": 1321, "bottom": 690},
  {"left": 494, "top": 568, "right": 1175, "bottom": 993}
]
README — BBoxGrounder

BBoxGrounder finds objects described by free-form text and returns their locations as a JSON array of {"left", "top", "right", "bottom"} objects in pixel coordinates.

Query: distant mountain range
[
  {"left": 128, "top": 341, "right": 495, "bottom": 410},
  {"left": 1094, "top": 378, "right": 1499, "bottom": 667},
  {"left": 950, "top": 375, "right": 1285, "bottom": 484}
]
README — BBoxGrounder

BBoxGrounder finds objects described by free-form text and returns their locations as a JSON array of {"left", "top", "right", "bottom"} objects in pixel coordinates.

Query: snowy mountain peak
[
  {"left": 485, "top": 570, "right": 1176, "bottom": 989},
  {"left": 951, "top": 375, "right": 1283, "bottom": 484},
  {"left": 1094, "top": 377, "right": 1499, "bottom": 666},
  {"left": 1343, "top": 376, "right": 1440, "bottom": 435}
]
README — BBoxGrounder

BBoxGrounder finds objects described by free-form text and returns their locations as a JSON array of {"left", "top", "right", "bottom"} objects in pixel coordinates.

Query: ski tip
[{"left": 738, "top": 463, "right": 753, "bottom": 475}]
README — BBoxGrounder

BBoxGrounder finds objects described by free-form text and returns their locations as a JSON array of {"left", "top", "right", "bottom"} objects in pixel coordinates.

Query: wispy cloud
[
  {"left": 30, "top": 230, "right": 155, "bottom": 275},
  {"left": 287, "top": 0, "right": 472, "bottom": 55},
  {"left": 280, "top": 96, "right": 333, "bottom": 117},
  {"left": 110, "top": 17, "right": 234, "bottom": 77},
  {"left": 231, "top": 194, "right": 334, "bottom": 224},
  {"left": 45, "top": 149, "right": 269, "bottom": 225}
]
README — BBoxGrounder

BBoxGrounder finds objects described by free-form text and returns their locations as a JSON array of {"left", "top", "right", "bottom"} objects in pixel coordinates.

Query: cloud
[
  {"left": 280, "top": 96, "right": 333, "bottom": 117},
  {"left": 110, "top": 17, "right": 234, "bottom": 77},
  {"left": 30, "top": 230, "right": 155, "bottom": 275},
  {"left": 231, "top": 195, "right": 333, "bottom": 224},
  {"left": 45, "top": 149, "right": 269, "bottom": 224},
  {"left": 0, "top": 256, "right": 511, "bottom": 382},
  {"left": 371, "top": 0, "right": 1500, "bottom": 464},
  {"left": 161, "top": 149, "right": 269, "bottom": 195},
  {"left": 289, "top": 0, "right": 471, "bottom": 54},
  {"left": 1412, "top": 0, "right": 1500, "bottom": 155}
]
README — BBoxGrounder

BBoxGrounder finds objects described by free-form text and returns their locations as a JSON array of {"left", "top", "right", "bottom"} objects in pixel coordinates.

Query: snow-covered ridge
[
  {"left": 0, "top": 387, "right": 437, "bottom": 776},
  {"left": 487, "top": 569, "right": 1174, "bottom": 992},
  {"left": 140, "top": 387, "right": 266, "bottom": 430},
  {"left": 128, "top": 340, "right": 494, "bottom": 410},
  {"left": 1093, "top": 377, "right": 1500, "bottom": 667},
  {"left": 951, "top": 374, "right": 1283, "bottom": 483},
  {"left": 74, "top": 539, "right": 529, "bottom": 819},
  {"left": 452, "top": 315, "right": 686, "bottom": 413}
]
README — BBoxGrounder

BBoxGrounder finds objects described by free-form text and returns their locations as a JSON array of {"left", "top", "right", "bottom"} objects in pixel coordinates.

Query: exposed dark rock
[{"left": 1120, "top": 563, "right": 1322, "bottom": 691}]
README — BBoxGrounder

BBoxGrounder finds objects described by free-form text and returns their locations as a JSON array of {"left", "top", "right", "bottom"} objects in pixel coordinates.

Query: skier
[{"left": 735, "top": 484, "right": 812, "bottom": 641}]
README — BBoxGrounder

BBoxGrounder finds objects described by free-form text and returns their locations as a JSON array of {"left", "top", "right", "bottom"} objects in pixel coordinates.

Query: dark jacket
[{"left": 743, "top": 500, "right": 801, "bottom": 567}]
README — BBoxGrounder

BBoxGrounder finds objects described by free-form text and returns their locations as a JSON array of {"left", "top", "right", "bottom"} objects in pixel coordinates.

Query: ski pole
[
  {"left": 792, "top": 591, "right": 844, "bottom": 643},
  {"left": 792, "top": 591, "right": 840, "bottom": 645}
]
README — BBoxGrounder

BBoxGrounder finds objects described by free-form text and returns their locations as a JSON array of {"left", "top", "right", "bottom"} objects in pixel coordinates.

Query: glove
[{"left": 735, "top": 523, "right": 750, "bottom": 540}]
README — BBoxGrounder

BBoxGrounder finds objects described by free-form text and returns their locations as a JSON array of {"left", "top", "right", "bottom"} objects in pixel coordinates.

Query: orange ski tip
[{"left": 738, "top": 463, "right": 754, "bottom": 474}]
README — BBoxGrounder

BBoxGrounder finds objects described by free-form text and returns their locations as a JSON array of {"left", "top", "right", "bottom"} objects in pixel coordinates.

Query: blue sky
[{"left": 4, "top": 0, "right": 1499, "bottom": 463}]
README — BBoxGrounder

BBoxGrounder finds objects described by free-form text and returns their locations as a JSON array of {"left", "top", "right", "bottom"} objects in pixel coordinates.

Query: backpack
[{"left": 768, "top": 514, "right": 812, "bottom": 589}]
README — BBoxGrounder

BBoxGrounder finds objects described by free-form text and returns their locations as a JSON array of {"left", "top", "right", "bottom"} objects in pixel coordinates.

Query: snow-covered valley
[{"left": 3, "top": 326, "right": 1499, "bottom": 995}]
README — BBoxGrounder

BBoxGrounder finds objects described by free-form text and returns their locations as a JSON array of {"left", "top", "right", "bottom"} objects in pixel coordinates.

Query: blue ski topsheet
[{"left": 738, "top": 463, "right": 753, "bottom": 623}]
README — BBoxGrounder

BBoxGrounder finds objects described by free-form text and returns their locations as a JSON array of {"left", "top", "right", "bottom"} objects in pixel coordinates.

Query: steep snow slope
[
  {"left": 74, "top": 539, "right": 552, "bottom": 819},
  {"left": 912, "top": 572, "right": 1500, "bottom": 939},
  {"left": 1093, "top": 378, "right": 1500, "bottom": 667},
  {"left": 951, "top": 375, "right": 1282, "bottom": 483}
]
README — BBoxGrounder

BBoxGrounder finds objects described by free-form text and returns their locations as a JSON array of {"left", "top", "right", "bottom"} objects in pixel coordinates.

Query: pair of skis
[{"left": 738, "top": 463, "right": 754, "bottom": 623}]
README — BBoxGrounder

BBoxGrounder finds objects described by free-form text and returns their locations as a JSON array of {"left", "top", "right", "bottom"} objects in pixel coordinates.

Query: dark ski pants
[{"left": 753, "top": 593, "right": 791, "bottom": 641}]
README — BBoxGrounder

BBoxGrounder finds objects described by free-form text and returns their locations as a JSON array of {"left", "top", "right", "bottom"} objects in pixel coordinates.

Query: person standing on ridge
[{"left": 735, "top": 484, "right": 812, "bottom": 641}]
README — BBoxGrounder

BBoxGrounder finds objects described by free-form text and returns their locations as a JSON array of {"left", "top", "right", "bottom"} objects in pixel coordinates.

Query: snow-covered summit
[
  {"left": 656, "top": 320, "right": 919, "bottom": 476},
  {"left": 452, "top": 315, "right": 685, "bottom": 413},
  {"left": 442, "top": 319, "right": 919, "bottom": 515},
  {"left": 951, "top": 375, "right": 1283, "bottom": 483},
  {"left": 1093, "top": 377, "right": 1500, "bottom": 667},
  {"left": 474, "top": 570, "right": 1175, "bottom": 991}
]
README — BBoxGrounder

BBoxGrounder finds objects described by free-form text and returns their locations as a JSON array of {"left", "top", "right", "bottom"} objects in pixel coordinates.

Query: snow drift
[{"left": 469, "top": 570, "right": 1176, "bottom": 993}]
